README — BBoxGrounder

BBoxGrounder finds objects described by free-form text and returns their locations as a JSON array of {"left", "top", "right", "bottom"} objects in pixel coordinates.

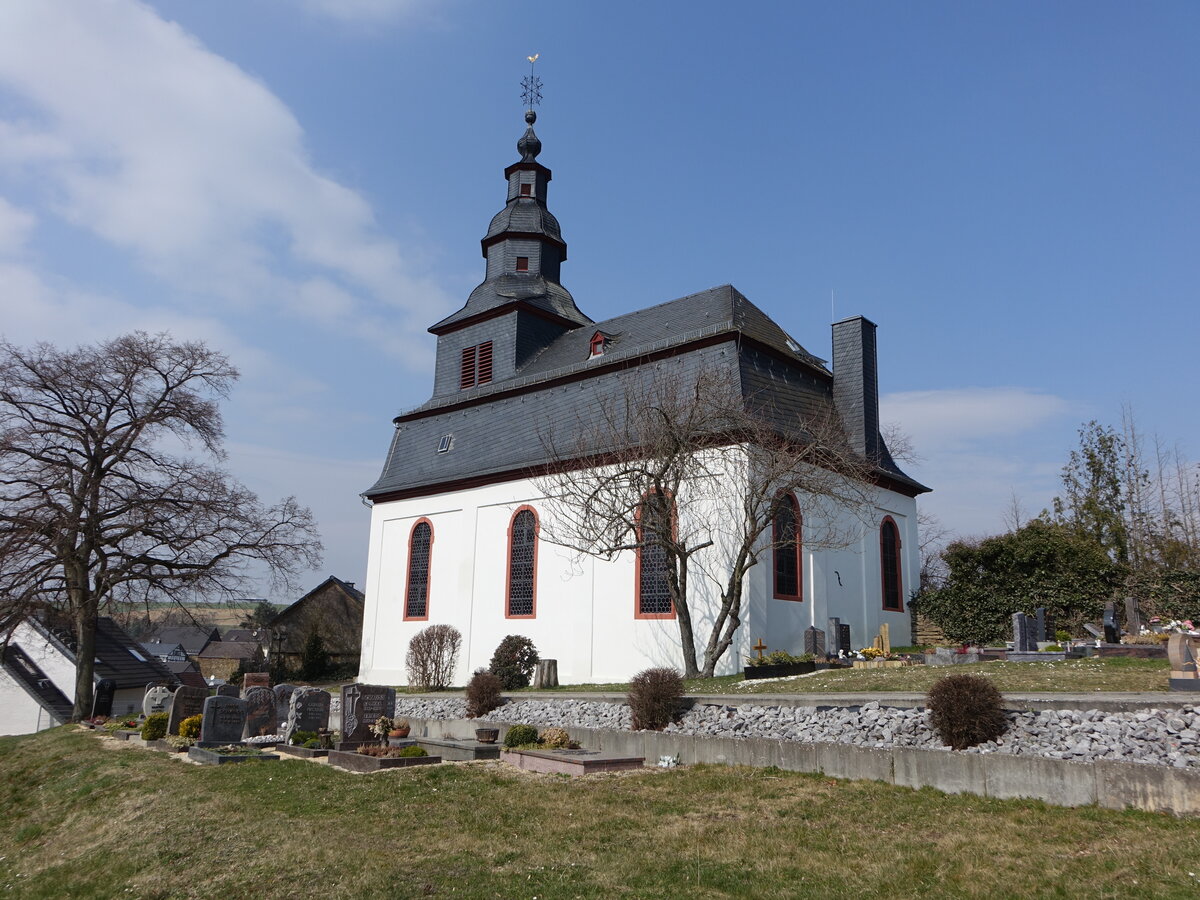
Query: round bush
[
  {"left": 465, "top": 669, "right": 504, "bottom": 718},
  {"left": 539, "top": 726, "right": 571, "bottom": 749},
  {"left": 178, "top": 714, "right": 202, "bottom": 740},
  {"left": 397, "top": 745, "right": 428, "bottom": 758},
  {"left": 489, "top": 635, "right": 539, "bottom": 690},
  {"left": 926, "top": 674, "right": 1009, "bottom": 750},
  {"left": 627, "top": 667, "right": 684, "bottom": 731},
  {"left": 503, "top": 724, "right": 539, "bottom": 748},
  {"left": 140, "top": 712, "right": 169, "bottom": 741}
]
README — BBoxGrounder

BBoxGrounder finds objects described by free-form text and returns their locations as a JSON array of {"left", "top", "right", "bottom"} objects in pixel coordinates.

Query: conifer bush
[
  {"left": 465, "top": 669, "right": 504, "bottom": 718},
  {"left": 926, "top": 673, "right": 1009, "bottom": 750},
  {"left": 178, "top": 715, "right": 202, "bottom": 740},
  {"left": 140, "top": 712, "right": 169, "bottom": 741},
  {"left": 503, "top": 724, "right": 539, "bottom": 748},
  {"left": 488, "top": 635, "right": 538, "bottom": 689},
  {"left": 627, "top": 667, "right": 684, "bottom": 731}
]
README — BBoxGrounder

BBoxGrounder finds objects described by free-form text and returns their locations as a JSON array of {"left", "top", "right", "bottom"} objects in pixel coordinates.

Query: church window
[
  {"left": 506, "top": 507, "right": 538, "bottom": 618},
  {"left": 636, "top": 492, "right": 675, "bottom": 619},
  {"left": 405, "top": 519, "right": 433, "bottom": 620},
  {"left": 520, "top": 183, "right": 532, "bottom": 196},
  {"left": 880, "top": 516, "right": 903, "bottom": 612},
  {"left": 459, "top": 341, "right": 493, "bottom": 390},
  {"left": 772, "top": 494, "right": 802, "bottom": 601},
  {"left": 516, "top": 256, "right": 529, "bottom": 272}
]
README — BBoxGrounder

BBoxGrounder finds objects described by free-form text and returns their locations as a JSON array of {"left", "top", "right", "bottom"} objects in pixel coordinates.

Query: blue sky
[{"left": 0, "top": 1, "right": 1196, "bottom": 600}]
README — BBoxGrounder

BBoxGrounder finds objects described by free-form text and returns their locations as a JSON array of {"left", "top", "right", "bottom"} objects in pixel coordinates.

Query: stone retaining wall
[{"left": 404, "top": 716, "right": 1200, "bottom": 818}]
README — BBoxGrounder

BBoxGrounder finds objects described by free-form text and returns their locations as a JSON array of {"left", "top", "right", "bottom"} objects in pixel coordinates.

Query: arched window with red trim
[
  {"left": 773, "top": 494, "right": 802, "bottom": 601},
  {"left": 506, "top": 506, "right": 538, "bottom": 618},
  {"left": 404, "top": 519, "right": 433, "bottom": 620},
  {"left": 880, "top": 516, "right": 904, "bottom": 612},
  {"left": 636, "top": 491, "right": 676, "bottom": 619}
]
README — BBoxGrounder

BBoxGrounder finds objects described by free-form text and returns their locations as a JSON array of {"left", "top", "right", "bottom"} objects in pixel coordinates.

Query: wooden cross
[{"left": 752, "top": 638, "right": 768, "bottom": 660}]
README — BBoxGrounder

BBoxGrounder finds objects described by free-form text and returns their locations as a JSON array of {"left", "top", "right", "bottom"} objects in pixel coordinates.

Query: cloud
[
  {"left": 0, "top": 0, "right": 451, "bottom": 365},
  {"left": 882, "top": 387, "right": 1070, "bottom": 451}
]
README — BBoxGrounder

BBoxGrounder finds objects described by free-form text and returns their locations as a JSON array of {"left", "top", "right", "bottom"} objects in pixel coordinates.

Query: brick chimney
[{"left": 831, "top": 315, "right": 881, "bottom": 461}]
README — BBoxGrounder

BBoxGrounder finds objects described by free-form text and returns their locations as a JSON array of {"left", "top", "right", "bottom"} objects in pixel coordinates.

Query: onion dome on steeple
[{"left": 517, "top": 109, "right": 542, "bottom": 162}]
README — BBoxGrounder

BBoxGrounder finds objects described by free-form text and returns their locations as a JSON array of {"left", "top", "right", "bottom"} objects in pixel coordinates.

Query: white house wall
[{"left": 360, "top": 450, "right": 919, "bottom": 686}]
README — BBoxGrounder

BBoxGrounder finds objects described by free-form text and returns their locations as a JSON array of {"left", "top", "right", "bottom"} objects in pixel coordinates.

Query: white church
[{"left": 356, "top": 103, "right": 928, "bottom": 687}]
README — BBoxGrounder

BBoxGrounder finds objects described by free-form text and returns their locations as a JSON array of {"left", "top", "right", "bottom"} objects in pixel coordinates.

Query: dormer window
[
  {"left": 519, "top": 183, "right": 532, "bottom": 197},
  {"left": 589, "top": 332, "right": 606, "bottom": 358},
  {"left": 515, "top": 256, "right": 529, "bottom": 272}
]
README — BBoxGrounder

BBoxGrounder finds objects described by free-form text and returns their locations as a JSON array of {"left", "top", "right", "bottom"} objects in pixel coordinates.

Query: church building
[{"left": 357, "top": 102, "right": 929, "bottom": 686}]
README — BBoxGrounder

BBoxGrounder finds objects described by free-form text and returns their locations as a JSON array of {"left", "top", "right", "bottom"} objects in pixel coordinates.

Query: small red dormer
[{"left": 589, "top": 331, "right": 606, "bottom": 358}]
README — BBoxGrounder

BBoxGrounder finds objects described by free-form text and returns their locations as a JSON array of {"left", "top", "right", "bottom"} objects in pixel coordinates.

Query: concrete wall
[{"left": 403, "top": 716, "right": 1200, "bottom": 818}]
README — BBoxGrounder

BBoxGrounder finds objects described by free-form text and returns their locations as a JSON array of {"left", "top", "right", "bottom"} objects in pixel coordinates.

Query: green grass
[{"left": 2, "top": 727, "right": 1198, "bottom": 898}]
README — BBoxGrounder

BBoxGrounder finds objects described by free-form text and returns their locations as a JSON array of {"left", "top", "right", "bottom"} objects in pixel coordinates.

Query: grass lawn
[{"left": 2, "top": 728, "right": 1198, "bottom": 899}]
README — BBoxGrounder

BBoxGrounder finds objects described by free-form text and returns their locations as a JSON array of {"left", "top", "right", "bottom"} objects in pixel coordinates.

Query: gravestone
[
  {"left": 826, "top": 618, "right": 841, "bottom": 655},
  {"left": 273, "top": 683, "right": 297, "bottom": 726},
  {"left": 143, "top": 685, "right": 174, "bottom": 718},
  {"left": 533, "top": 660, "right": 558, "bottom": 689},
  {"left": 242, "top": 672, "right": 271, "bottom": 693},
  {"left": 1124, "top": 597, "right": 1143, "bottom": 638},
  {"left": 879, "top": 623, "right": 890, "bottom": 656},
  {"left": 836, "top": 624, "right": 852, "bottom": 656},
  {"left": 341, "top": 684, "right": 397, "bottom": 744},
  {"left": 1083, "top": 623, "right": 1104, "bottom": 640},
  {"left": 92, "top": 679, "right": 116, "bottom": 718},
  {"left": 1012, "top": 613, "right": 1036, "bottom": 652},
  {"left": 1034, "top": 607, "right": 1047, "bottom": 644},
  {"left": 285, "top": 687, "right": 331, "bottom": 739},
  {"left": 242, "top": 686, "right": 278, "bottom": 738},
  {"left": 803, "top": 626, "right": 825, "bottom": 658},
  {"left": 1167, "top": 634, "right": 1198, "bottom": 680},
  {"left": 1103, "top": 601, "right": 1119, "bottom": 644},
  {"left": 199, "top": 695, "right": 247, "bottom": 745},
  {"left": 216, "top": 683, "right": 240, "bottom": 697},
  {"left": 167, "top": 685, "right": 208, "bottom": 735}
]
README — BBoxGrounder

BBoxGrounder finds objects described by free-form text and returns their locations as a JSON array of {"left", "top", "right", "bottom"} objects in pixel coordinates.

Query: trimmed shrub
[
  {"left": 489, "top": 635, "right": 538, "bottom": 690},
  {"left": 926, "top": 674, "right": 1009, "bottom": 750},
  {"left": 178, "top": 714, "right": 202, "bottom": 740},
  {"left": 465, "top": 669, "right": 504, "bottom": 718},
  {"left": 397, "top": 745, "right": 427, "bottom": 758},
  {"left": 141, "top": 712, "right": 169, "bottom": 741},
  {"left": 539, "top": 726, "right": 571, "bottom": 749},
  {"left": 627, "top": 667, "right": 684, "bottom": 731},
  {"left": 503, "top": 724, "right": 539, "bottom": 748},
  {"left": 405, "top": 624, "right": 463, "bottom": 690},
  {"left": 290, "top": 729, "right": 318, "bottom": 747}
]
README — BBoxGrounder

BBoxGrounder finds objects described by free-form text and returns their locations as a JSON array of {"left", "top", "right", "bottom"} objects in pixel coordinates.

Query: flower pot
[
  {"left": 389, "top": 727, "right": 410, "bottom": 739},
  {"left": 475, "top": 728, "right": 499, "bottom": 744}
]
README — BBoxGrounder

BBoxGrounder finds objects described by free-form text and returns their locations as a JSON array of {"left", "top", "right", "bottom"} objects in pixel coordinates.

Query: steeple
[{"left": 428, "top": 60, "right": 591, "bottom": 398}]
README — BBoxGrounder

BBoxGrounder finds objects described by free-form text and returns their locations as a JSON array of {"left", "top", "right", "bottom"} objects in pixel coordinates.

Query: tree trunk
[{"left": 72, "top": 606, "right": 97, "bottom": 722}]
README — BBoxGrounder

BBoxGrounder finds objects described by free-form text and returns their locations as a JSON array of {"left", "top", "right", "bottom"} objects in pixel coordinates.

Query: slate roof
[
  {"left": 196, "top": 641, "right": 262, "bottom": 661},
  {"left": 430, "top": 274, "right": 590, "bottom": 333},
  {"left": 31, "top": 616, "right": 178, "bottom": 690},
  {"left": 0, "top": 644, "right": 73, "bottom": 724},
  {"left": 147, "top": 625, "right": 219, "bottom": 656},
  {"left": 140, "top": 641, "right": 187, "bottom": 661},
  {"left": 219, "top": 628, "right": 261, "bottom": 643}
]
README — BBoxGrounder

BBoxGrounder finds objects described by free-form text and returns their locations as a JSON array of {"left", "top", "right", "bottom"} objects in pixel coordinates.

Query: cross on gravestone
[
  {"left": 216, "top": 683, "right": 240, "bottom": 697},
  {"left": 273, "top": 683, "right": 297, "bottom": 727},
  {"left": 1012, "top": 612, "right": 1036, "bottom": 652},
  {"left": 285, "top": 687, "right": 331, "bottom": 739},
  {"left": 142, "top": 685, "right": 174, "bottom": 718},
  {"left": 242, "top": 686, "right": 278, "bottom": 738},
  {"left": 340, "top": 684, "right": 396, "bottom": 743},
  {"left": 752, "top": 638, "right": 768, "bottom": 660},
  {"left": 803, "top": 626, "right": 825, "bottom": 658},
  {"left": 1035, "top": 607, "right": 1047, "bottom": 644},
  {"left": 92, "top": 679, "right": 116, "bottom": 718},
  {"left": 1124, "top": 596, "right": 1143, "bottom": 638},
  {"left": 836, "top": 624, "right": 852, "bottom": 656},
  {"left": 167, "top": 685, "right": 208, "bottom": 735},
  {"left": 199, "top": 695, "right": 247, "bottom": 745},
  {"left": 1103, "top": 601, "right": 1119, "bottom": 644}
]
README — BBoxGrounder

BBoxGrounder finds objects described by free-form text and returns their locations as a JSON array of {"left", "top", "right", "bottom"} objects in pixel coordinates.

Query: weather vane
[{"left": 521, "top": 53, "right": 542, "bottom": 110}]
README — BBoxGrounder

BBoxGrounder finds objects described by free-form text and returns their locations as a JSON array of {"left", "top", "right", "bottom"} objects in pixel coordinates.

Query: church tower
[{"left": 428, "top": 79, "right": 591, "bottom": 399}]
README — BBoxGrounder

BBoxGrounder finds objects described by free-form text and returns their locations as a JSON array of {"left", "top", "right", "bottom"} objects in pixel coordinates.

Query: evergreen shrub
[
  {"left": 503, "top": 724, "right": 539, "bottom": 748},
  {"left": 488, "top": 635, "right": 538, "bottom": 690},
  {"left": 141, "top": 712, "right": 169, "bottom": 741},
  {"left": 178, "top": 715, "right": 202, "bottom": 740}
]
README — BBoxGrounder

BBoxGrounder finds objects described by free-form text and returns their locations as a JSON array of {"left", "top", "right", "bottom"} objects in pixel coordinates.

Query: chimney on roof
[{"left": 831, "top": 315, "right": 881, "bottom": 461}]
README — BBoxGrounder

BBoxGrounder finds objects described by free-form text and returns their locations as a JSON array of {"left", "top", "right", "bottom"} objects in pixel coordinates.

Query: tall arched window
[
  {"left": 773, "top": 494, "right": 802, "bottom": 601},
  {"left": 880, "top": 516, "right": 903, "bottom": 612},
  {"left": 636, "top": 491, "right": 675, "bottom": 619},
  {"left": 506, "top": 507, "right": 538, "bottom": 618},
  {"left": 404, "top": 519, "right": 433, "bottom": 620}
]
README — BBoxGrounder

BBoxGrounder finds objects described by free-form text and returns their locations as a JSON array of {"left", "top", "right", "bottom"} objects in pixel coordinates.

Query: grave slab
[
  {"left": 188, "top": 746, "right": 279, "bottom": 765},
  {"left": 500, "top": 748, "right": 645, "bottom": 776},
  {"left": 327, "top": 750, "right": 441, "bottom": 773},
  {"left": 415, "top": 738, "right": 501, "bottom": 761}
]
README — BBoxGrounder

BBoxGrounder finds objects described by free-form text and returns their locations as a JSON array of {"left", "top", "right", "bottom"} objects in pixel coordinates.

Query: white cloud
[
  {"left": 0, "top": 0, "right": 451, "bottom": 364},
  {"left": 0, "top": 197, "right": 35, "bottom": 254},
  {"left": 882, "top": 387, "right": 1070, "bottom": 451}
]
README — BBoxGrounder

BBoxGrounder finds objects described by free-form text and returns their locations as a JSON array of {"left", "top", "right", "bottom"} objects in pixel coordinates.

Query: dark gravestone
[
  {"left": 273, "top": 683, "right": 297, "bottom": 726},
  {"left": 1034, "top": 607, "right": 1047, "bottom": 644},
  {"left": 836, "top": 624, "right": 852, "bottom": 656},
  {"left": 826, "top": 618, "right": 841, "bottom": 654},
  {"left": 286, "top": 687, "right": 331, "bottom": 738},
  {"left": 242, "top": 672, "right": 271, "bottom": 694},
  {"left": 143, "top": 685, "right": 174, "bottom": 718},
  {"left": 803, "top": 626, "right": 826, "bottom": 658},
  {"left": 92, "top": 679, "right": 116, "bottom": 718},
  {"left": 167, "top": 685, "right": 208, "bottom": 735},
  {"left": 216, "top": 684, "right": 240, "bottom": 698},
  {"left": 1125, "top": 596, "right": 1143, "bottom": 638},
  {"left": 341, "top": 684, "right": 396, "bottom": 744},
  {"left": 1083, "top": 623, "right": 1104, "bottom": 640},
  {"left": 242, "top": 686, "right": 278, "bottom": 738},
  {"left": 1012, "top": 613, "right": 1036, "bottom": 652},
  {"left": 199, "top": 695, "right": 247, "bottom": 745},
  {"left": 1103, "top": 601, "right": 1119, "bottom": 644}
]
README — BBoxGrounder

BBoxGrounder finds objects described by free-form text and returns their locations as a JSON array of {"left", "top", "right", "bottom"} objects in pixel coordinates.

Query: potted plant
[{"left": 388, "top": 718, "right": 411, "bottom": 746}]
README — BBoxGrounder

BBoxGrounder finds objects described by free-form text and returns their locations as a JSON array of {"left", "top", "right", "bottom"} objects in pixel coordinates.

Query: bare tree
[
  {"left": 535, "top": 365, "right": 875, "bottom": 678},
  {"left": 0, "top": 333, "right": 322, "bottom": 719}
]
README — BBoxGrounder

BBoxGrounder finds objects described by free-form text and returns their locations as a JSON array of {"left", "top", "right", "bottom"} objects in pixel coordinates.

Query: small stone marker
[
  {"left": 92, "top": 679, "right": 116, "bottom": 718},
  {"left": 286, "top": 687, "right": 331, "bottom": 738},
  {"left": 199, "top": 695, "right": 247, "bottom": 745},
  {"left": 880, "top": 623, "right": 890, "bottom": 656},
  {"left": 803, "top": 626, "right": 825, "bottom": 658},
  {"left": 1034, "top": 607, "right": 1047, "bottom": 644},
  {"left": 340, "top": 684, "right": 396, "bottom": 743},
  {"left": 143, "top": 685, "right": 174, "bottom": 718},
  {"left": 1012, "top": 612, "right": 1036, "bottom": 652},
  {"left": 216, "top": 683, "right": 240, "bottom": 697},
  {"left": 167, "top": 685, "right": 208, "bottom": 735},
  {"left": 1103, "top": 601, "right": 1119, "bottom": 644},
  {"left": 1167, "top": 634, "right": 1198, "bottom": 680},
  {"left": 836, "top": 624, "right": 852, "bottom": 656},
  {"left": 533, "top": 659, "right": 558, "bottom": 689},
  {"left": 242, "top": 672, "right": 271, "bottom": 693},
  {"left": 273, "top": 683, "right": 297, "bottom": 726},
  {"left": 1124, "top": 597, "right": 1142, "bottom": 638},
  {"left": 826, "top": 618, "right": 841, "bottom": 654},
  {"left": 242, "top": 686, "right": 278, "bottom": 738},
  {"left": 1083, "top": 623, "right": 1104, "bottom": 640}
]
